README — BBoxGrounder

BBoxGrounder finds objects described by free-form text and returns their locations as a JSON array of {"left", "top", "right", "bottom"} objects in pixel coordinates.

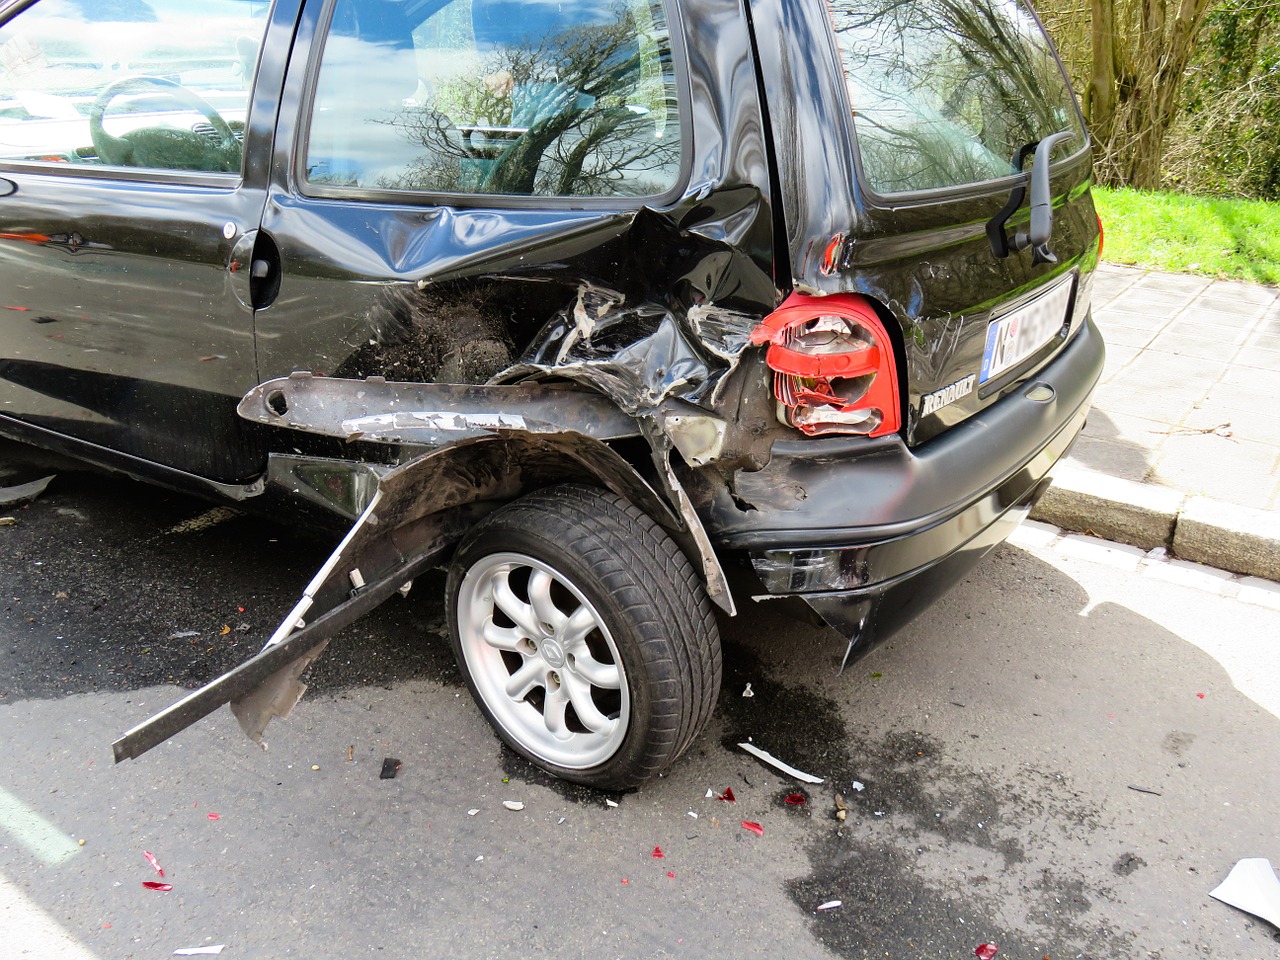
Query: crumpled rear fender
[{"left": 114, "top": 425, "right": 731, "bottom": 762}]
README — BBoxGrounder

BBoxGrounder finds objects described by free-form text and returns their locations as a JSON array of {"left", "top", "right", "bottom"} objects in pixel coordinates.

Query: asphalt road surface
[{"left": 2, "top": 440, "right": 1278, "bottom": 960}]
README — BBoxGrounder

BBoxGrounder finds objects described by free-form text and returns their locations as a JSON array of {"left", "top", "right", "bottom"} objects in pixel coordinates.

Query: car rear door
[{"left": 0, "top": 0, "right": 301, "bottom": 482}]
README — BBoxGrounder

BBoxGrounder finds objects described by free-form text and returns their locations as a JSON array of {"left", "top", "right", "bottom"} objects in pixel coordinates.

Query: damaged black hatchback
[{"left": 0, "top": 0, "right": 1103, "bottom": 788}]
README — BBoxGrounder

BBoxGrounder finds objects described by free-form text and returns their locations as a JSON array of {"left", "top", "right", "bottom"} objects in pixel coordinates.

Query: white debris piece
[
  {"left": 705, "top": 788, "right": 715, "bottom": 799},
  {"left": 817, "top": 901, "right": 842, "bottom": 911},
  {"left": 605, "top": 799, "right": 619, "bottom": 808},
  {"left": 736, "top": 742, "right": 824, "bottom": 784},
  {"left": 173, "top": 948, "right": 225, "bottom": 957},
  {"left": 687, "top": 812, "right": 698, "bottom": 819},
  {"left": 467, "top": 809, "right": 479, "bottom": 816},
  {"left": 1210, "top": 858, "right": 1280, "bottom": 928},
  {"left": 502, "top": 800, "right": 524, "bottom": 811},
  {"left": 742, "top": 683, "right": 754, "bottom": 698},
  {"left": 850, "top": 781, "right": 866, "bottom": 792}
]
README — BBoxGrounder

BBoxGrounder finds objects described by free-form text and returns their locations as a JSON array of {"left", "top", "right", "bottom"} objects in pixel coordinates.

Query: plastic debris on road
[
  {"left": 379, "top": 757, "right": 401, "bottom": 779},
  {"left": 785, "top": 793, "right": 806, "bottom": 806},
  {"left": 741, "top": 821, "right": 764, "bottom": 836},
  {"left": 817, "top": 900, "right": 841, "bottom": 911},
  {"left": 742, "top": 683, "right": 754, "bottom": 697},
  {"left": 1209, "top": 858, "right": 1280, "bottom": 928},
  {"left": 975, "top": 943, "right": 999, "bottom": 959},
  {"left": 737, "top": 742, "right": 824, "bottom": 784},
  {"left": 687, "top": 811, "right": 698, "bottom": 819},
  {"left": 718, "top": 787, "right": 736, "bottom": 803},
  {"left": 652, "top": 846, "right": 664, "bottom": 859},
  {"left": 207, "top": 813, "right": 221, "bottom": 821},
  {"left": 605, "top": 799, "right": 619, "bottom": 808},
  {"left": 142, "top": 851, "right": 165, "bottom": 878},
  {"left": 0, "top": 475, "right": 54, "bottom": 506},
  {"left": 173, "top": 947, "right": 225, "bottom": 956},
  {"left": 142, "top": 882, "right": 173, "bottom": 892},
  {"left": 704, "top": 788, "right": 714, "bottom": 799},
  {"left": 467, "top": 809, "right": 480, "bottom": 816},
  {"left": 168, "top": 631, "right": 200, "bottom": 640},
  {"left": 850, "top": 780, "right": 865, "bottom": 792},
  {"left": 1127, "top": 784, "right": 1161, "bottom": 796},
  {"left": 502, "top": 800, "right": 524, "bottom": 811}
]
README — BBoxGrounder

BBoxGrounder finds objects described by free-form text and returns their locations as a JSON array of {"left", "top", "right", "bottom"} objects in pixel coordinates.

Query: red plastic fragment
[
  {"left": 975, "top": 944, "right": 999, "bottom": 960},
  {"left": 207, "top": 813, "right": 221, "bottom": 821},
  {"left": 785, "top": 793, "right": 807, "bottom": 806},
  {"left": 651, "top": 846, "right": 664, "bottom": 859},
  {"left": 142, "top": 850, "right": 164, "bottom": 877},
  {"left": 1196, "top": 692, "right": 1206, "bottom": 699},
  {"left": 718, "top": 787, "right": 736, "bottom": 803},
  {"left": 141, "top": 882, "right": 173, "bottom": 892},
  {"left": 621, "top": 878, "right": 629, "bottom": 885},
  {"left": 741, "top": 820, "right": 764, "bottom": 836},
  {"left": 667, "top": 871, "right": 675, "bottom": 879}
]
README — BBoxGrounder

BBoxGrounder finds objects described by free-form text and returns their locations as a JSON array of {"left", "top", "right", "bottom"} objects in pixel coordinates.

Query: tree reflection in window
[
  {"left": 305, "top": 0, "right": 680, "bottom": 199},
  {"left": 829, "top": 0, "right": 1084, "bottom": 194}
]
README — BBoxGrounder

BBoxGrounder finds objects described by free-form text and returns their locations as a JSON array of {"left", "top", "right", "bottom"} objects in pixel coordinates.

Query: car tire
[{"left": 446, "top": 483, "right": 721, "bottom": 789}]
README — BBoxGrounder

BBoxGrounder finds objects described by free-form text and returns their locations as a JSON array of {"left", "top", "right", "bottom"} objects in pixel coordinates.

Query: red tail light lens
[{"left": 750, "top": 292, "right": 901, "bottom": 438}]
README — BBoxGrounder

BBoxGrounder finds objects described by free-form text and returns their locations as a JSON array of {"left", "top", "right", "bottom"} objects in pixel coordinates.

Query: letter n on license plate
[{"left": 980, "top": 276, "right": 1074, "bottom": 385}]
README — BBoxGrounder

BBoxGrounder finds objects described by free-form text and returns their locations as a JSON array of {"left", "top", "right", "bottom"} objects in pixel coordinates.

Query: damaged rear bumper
[{"left": 704, "top": 316, "right": 1105, "bottom": 664}]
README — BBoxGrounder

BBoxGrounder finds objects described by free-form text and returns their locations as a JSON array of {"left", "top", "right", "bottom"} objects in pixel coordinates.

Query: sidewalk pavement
[{"left": 1030, "top": 262, "right": 1280, "bottom": 581}]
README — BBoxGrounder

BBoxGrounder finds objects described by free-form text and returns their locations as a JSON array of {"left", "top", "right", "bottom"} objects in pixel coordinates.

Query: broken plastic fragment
[
  {"left": 1209, "top": 858, "right": 1280, "bottom": 928},
  {"left": 742, "top": 683, "right": 754, "bottom": 697},
  {"left": 207, "top": 813, "right": 220, "bottom": 821},
  {"left": 667, "top": 871, "right": 675, "bottom": 879},
  {"left": 718, "top": 787, "right": 736, "bottom": 803},
  {"left": 687, "top": 812, "right": 698, "bottom": 819},
  {"left": 817, "top": 900, "right": 842, "bottom": 911},
  {"left": 785, "top": 793, "right": 806, "bottom": 806},
  {"left": 142, "top": 850, "right": 165, "bottom": 877},
  {"left": 173, "top": 947, "right": 225, "bottom": 957},
  {"left": 168, "top": 631, "right": 200, "bottom": 640},
  {"left": 737, "top": 742, "right": 824, "bottom": 784},
  {"left": 142, "top": 881, "right": 173, "bottom": 892},
  {"left": 0, "top": 475, "right": 54, "bottom": 507},
  {"left": 652, "top": 846, "right": 664, "bottom": 859},
  {"left": 741, "top": 821, "right": 764, "bottom": 836},
  {"left": 1196, "top": 692, "right": 1206, "bottom": 699},
  {"left": 467, "top": 809, "right": 480, "bottom": 817},
  {"left": 380, "top": 757, "right": 401, "bottom": 780},
  {"left": 502, "top": 800, "right": 524, "bottom": 811},
  {"left": 975, "top": 944, "right": 999, "bottom": 960},
  {"left": 704, "top": 788, "right": 714, "bottom": 799},
  {"left": 605, "top": 799, "right": 619, "bottom": 808},
  {"left": 851, "top": 781, "right": 865, "bottom": 792}
]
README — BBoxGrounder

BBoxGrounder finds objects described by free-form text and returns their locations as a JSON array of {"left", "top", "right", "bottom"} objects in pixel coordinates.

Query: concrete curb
[{"left": 1030, "top": 465, "right": 1280, "bottom": 583}]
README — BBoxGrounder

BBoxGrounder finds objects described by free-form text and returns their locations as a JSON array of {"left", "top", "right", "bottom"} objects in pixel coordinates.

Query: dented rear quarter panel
[{"left": 253, "top": 0, "right": 780, "bottom": 426}]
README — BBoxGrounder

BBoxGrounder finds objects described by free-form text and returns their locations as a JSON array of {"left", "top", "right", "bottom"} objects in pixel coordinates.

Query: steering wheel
[{"left": 89, "top": 76, "right": 240, "bottom": 172}]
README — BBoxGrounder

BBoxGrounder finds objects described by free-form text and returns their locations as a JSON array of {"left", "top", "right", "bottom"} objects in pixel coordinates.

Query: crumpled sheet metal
[{"left": 239, "top": 374, "right": 642, "bottom": 446}]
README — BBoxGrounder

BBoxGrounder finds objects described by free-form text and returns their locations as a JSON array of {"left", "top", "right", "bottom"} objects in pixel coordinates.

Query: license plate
[{"left": 979, "top": 276, "right": 1074, "bottom": 385}]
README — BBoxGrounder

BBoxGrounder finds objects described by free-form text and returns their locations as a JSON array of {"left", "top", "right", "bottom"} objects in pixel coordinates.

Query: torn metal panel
[
  {"left": 114, "top": 431, "right": 697, "bottom": 758},
  {"left": 240, "top": 373, "right": 641, "bottom": 446}
]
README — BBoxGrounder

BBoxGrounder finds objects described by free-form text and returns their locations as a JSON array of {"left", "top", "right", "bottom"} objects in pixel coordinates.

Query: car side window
[
  {"left": 304, "top": 0, "right": 683, "bottom": 199},
  {"left": 0, "top": 0, "right": 270, "bottom": 174}
]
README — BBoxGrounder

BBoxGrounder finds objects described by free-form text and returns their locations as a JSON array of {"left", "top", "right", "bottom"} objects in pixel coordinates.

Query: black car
[{"left": 0, "top": 0, "right": 1103, "bottom": 788}]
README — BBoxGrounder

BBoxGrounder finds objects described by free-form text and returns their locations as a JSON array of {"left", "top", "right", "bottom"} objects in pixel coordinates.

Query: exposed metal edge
[{"left": 111, "top": 547, "right": 442, "bottom": 763}]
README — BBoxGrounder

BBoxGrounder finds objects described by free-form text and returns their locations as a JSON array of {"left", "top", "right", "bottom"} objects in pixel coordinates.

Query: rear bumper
[{"left": 703, "top": 315, "right": 1105, "bottom": 658}]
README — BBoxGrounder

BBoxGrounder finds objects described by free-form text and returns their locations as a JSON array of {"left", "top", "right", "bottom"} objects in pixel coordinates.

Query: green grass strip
[{"left": 1093, "top": 186, "right": 1280, "bottom": 286}]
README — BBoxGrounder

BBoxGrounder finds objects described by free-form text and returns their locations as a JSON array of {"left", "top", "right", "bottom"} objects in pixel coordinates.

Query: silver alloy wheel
[{"left": 455, "top": 551, "right": 630, "bottom": 769}]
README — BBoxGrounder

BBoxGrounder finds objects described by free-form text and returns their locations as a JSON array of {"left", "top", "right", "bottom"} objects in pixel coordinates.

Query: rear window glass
[
  {"left": 828, "top": 0, "right": 1085, "bottom": 195},
  {"left": 305, "top": 0, "right": 682, "bottom": 199}
]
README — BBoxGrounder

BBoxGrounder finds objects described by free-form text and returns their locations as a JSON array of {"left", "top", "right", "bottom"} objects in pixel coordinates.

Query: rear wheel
[{"left": 446, "top": 484, "right": 721, "bottom": 789}]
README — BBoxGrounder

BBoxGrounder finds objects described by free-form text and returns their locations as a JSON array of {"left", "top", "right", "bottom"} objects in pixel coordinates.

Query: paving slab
[{"left": 1031, "top": 264, "right": 1280, "bottom": 581}]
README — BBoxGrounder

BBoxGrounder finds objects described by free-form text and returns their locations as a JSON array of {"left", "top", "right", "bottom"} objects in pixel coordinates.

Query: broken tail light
[{"left": 750, "top": 292, "right": 901, "bottom": 438}]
